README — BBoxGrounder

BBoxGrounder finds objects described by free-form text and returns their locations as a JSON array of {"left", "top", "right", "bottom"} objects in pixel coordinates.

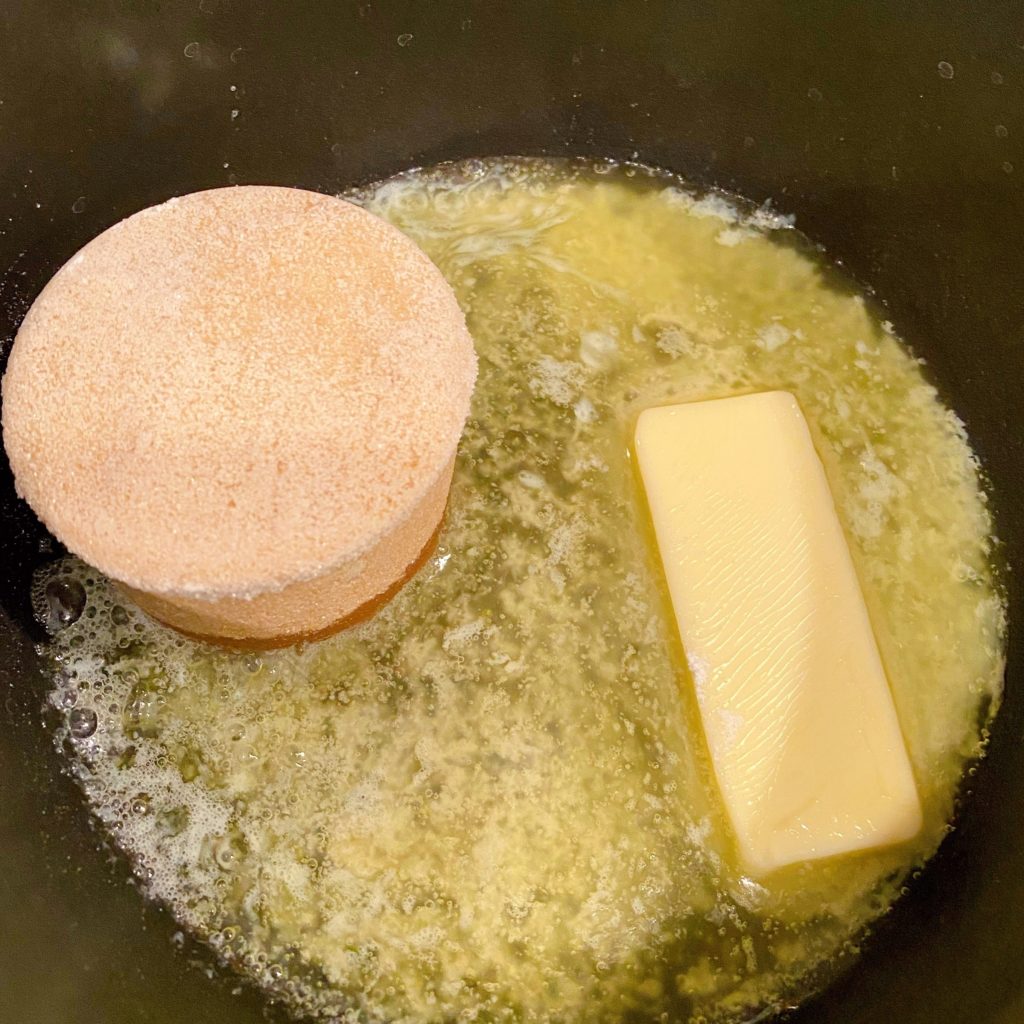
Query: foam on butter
[{"left": 37, "top": 158, "right": 1004, "bottom": 1024}]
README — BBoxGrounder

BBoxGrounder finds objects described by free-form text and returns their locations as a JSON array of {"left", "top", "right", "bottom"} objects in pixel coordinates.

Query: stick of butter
[{"left": 635, "top": 391, "right": 922, "bottom": 876}]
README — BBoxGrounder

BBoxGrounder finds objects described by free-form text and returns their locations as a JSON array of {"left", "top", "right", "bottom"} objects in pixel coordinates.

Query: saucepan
[{"left": 1, "top": 2, "right": 1022, "bottom": 1022}]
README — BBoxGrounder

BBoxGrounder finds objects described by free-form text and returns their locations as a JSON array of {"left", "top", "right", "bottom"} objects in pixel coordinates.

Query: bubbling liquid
[{"left": 39, "top": 159, "right": 1005, "bottom": 1023}]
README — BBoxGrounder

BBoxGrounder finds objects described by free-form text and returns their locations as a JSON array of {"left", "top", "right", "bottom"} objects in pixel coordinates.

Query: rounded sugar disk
[{"left": 2, "top": 185, "right": 476, "bottom": 644}]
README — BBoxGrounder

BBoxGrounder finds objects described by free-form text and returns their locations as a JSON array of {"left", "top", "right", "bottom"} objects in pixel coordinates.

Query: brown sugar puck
[{"left": 2, "top": 185, "right": 477, "bottom": 645}]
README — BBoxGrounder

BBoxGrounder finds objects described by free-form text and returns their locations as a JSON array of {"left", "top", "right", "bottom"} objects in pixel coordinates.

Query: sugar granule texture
[{"left": 2, "top": 186, "right": 477, "bottom": 599}]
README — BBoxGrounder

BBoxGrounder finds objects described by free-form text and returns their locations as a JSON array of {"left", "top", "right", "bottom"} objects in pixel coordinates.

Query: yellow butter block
[{"left": 635, "top": 391, "right": 922, "bottom": 876}]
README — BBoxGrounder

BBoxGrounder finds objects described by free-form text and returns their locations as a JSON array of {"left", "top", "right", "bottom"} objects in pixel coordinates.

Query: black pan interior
[{"left": 0, "top": 3, "right": 1022, "bottom": 1023}]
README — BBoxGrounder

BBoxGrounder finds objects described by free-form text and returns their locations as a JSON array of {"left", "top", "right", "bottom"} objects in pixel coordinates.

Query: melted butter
[{"left": 39, "top": 158, "right": 1005, "bottom": 1023}]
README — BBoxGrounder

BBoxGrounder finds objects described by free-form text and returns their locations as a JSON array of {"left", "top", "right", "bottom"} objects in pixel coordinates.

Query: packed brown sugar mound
[{"left": 1, "top": 185, "right": 477, "bottom": 645}]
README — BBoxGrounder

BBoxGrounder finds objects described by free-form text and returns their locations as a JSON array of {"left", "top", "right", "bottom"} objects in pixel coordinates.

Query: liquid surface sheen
[{"left": 40, "top": 159, "right": 1005, "bottom": 1024}]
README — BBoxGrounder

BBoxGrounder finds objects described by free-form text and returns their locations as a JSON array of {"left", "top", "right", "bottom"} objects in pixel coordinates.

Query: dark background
[{"left": 1, "top": 2, "right": 1022, "bottom": 1023}]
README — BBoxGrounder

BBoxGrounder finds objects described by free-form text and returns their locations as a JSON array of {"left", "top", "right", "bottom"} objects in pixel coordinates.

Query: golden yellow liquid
[{"left": 40, "top": 159, "right": 1005, "bottom": 1023}]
